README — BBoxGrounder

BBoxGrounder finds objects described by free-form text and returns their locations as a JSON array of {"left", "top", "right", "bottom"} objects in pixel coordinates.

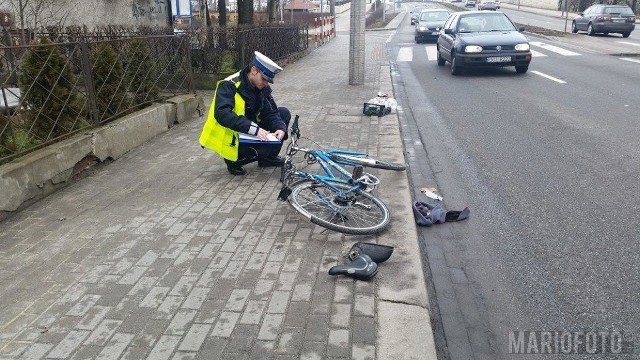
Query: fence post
[
  {"left": 1, "top": 30, "right": 18, "bottom": 86},
  {"left": 79, "top": 41, "right": 100, "bottom": 124},
  {"left": 184, "top": 37, "right": 194, "bottom": 93},
  {"left": 238, "top": 29, "right": 246, "bottom": 69}
]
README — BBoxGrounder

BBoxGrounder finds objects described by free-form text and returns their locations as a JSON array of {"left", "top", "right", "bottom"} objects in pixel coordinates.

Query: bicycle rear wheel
[
  {"left": 329, "top": 153, "right": 406, "bottom": 171},
  {"left": 287, "top": 179, "right": 390, "bottom": 235}
]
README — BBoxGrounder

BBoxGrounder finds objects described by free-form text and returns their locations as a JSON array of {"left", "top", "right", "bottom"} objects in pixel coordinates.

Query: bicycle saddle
[
  {"left": 328, "top": 254, "right": 378, "bottom": 281},
  {"left": 348, "top": 242, "right": 394, "bottom": 263}
]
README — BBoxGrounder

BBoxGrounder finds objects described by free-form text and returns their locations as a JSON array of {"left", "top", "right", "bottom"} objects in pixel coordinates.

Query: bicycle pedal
[{"left": 277, "top": 186, "right": 292, "bottom": 201}]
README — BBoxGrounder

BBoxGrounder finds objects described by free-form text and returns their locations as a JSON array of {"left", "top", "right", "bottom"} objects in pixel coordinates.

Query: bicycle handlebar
[{"left": 291, "top": 115, "right": 301, "bottom": 139}]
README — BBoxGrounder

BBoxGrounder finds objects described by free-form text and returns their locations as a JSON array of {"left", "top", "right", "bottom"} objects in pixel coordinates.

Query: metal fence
[
  {"left": 189, "top": 25, "right": 309, "bottom": 75},
  {"left": 0, "top": 23, "right": 309, "bottom": 165},
  {"left": 0, "top": 34, "right": 192, "bottom": 165}
]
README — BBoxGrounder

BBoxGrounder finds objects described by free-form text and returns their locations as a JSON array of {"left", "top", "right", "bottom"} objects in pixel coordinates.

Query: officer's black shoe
[
  {"left": 258, "top": 156, "right": 285, "bottom": 168},
  {"left": 225, "top": 161, "right": 247, "bottom": 176}
]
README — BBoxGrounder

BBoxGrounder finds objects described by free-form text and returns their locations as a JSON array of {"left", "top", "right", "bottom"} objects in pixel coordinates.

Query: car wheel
[
  {"left": 622, "top": 32, "right": 631, "bottom": 38},
  {"left": 437, "top": 47, "right": 446, "bottom": 66},
  {"left": 515, "top": 65, "right": 529, "bottom": 74},
  {"left": 450, "top": 52, "right": 461, "bottom": 75},
  {"left": 571, "top": 21, "right": 578, "bottom": 33},
  {"left": 587, "top": 23, "right": 595, "bottom": 36}
]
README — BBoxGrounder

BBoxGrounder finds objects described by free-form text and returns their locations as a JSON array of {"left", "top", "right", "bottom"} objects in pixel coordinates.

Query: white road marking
[
  {"left": 620, "top": 57, "right": 640, "bottom": 64},
  {"left": 531, "top": 70, "right": 567, "bottom": 84},
  {"left": 530, "top": 49, "right": 547, "bottom": 57},
  {"left": 425, "top": 45, "right": 438, "bottom": 61},
  {"left": 397, "top": 47, "right": 413, "bottom": 62},
  {"left": 617, "top": 41, "right": 640, "bottom": 47},
  {"left": 530, "top": 42, "right": 581, "bottom": 56}
]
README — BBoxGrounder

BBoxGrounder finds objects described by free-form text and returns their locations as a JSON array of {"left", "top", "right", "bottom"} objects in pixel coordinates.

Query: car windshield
[
  {"left": 458, "top": 13, "right": 517, "bottom": 33},
  {"left": 604, "top": 6, "right": 634, "bottom": 15},
  {"left": 420, "top": 11, "right": 449, "bottom": 21}
]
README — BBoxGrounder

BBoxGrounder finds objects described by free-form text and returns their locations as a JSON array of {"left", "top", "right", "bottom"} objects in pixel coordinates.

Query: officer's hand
[
  {"left": 257, "top": 128, "right": 269, "bottom": 141},
  {"left": 273, "top": 130, "right": 286, "bottom": 141}
]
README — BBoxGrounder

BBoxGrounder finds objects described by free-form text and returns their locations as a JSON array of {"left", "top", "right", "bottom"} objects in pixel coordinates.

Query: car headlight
[
  {"left": 515, "top": 43, "right": 530, "bottom": 51},
  {"left": 464, "top": 45, "right": 483, "bottom": 53},
  {"left": 419, "top": 26, "right": 427, "bottom": 31}
]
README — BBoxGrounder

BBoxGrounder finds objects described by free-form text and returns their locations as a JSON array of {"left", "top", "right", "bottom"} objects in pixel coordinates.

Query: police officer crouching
[{"left": 199, "top": 51, "right": 290, "bottom": 175}]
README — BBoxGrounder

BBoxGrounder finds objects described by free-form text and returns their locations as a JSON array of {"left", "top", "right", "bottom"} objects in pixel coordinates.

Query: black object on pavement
[
  {"left": 413, "top": 201, "right": 470, "bottom": 226},
  {"left": 348, "top": 242, "right": 394, "bottom": 263},
  {"left": 328, "top": 254, "right": 378, "bottom": 281}
]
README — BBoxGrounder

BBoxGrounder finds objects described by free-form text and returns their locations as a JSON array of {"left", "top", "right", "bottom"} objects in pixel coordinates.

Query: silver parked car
[
  {"left": 572, "top": 4, "right": 636, "bottom": 38},
  {"left": 477, "top": 0, "right": 498, "bottom": 10}
]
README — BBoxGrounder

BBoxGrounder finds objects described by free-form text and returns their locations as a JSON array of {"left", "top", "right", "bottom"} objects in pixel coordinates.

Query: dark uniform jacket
[{"left": 214, "top": 66, "right": 287, "bottom": 136}]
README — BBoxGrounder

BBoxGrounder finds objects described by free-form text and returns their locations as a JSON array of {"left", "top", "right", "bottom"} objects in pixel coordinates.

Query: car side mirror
[
  {"left": 517, "top": 26, "right": 525, "bottom": 32},
  {"left": 444, "top": 28, "right": 453, "bottom": 34}
]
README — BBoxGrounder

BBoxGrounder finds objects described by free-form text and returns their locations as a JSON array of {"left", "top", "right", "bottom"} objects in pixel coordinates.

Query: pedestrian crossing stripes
[
  {"left": 396, "top": 43, "right": 576, "bottom": 62},
  {"left": 425, "top": 46, "right": 438, "bottom": 60},
  {"left": 396, "top": 42, "right": 640, "bottom": 64},
  {"left": 528, "top": 42, "right": 581, "bottom": 56},
  {"left": 530, "top": 49, "right": 547, "bottom": 58},
  {"left": 397, "top": 47, "right": 413, "bottom": 62},
  {"left": 618, "top": 41, "right": 640, "bottom": 47},
  {"left": 620, "top": 57, "right": 640, "bottom": 64}
]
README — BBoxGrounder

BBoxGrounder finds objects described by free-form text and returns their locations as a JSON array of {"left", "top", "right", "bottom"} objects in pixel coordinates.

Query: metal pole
[
  {"left": 349, "top": 0, "right": 365, "bottom": 85},
  {"left": 563, "top": 0, "right": 569, "bottom": 32},
  {"left": 383, "top": 0, "right": 386, "bottom": 23},
  {"left": 321, "top": 0, "right": 324, "bottom": 41}
]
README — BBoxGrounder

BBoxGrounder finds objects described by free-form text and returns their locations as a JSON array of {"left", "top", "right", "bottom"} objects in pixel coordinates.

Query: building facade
[{"left": 0, "top": 0, "right": 171, "bottom": 30}]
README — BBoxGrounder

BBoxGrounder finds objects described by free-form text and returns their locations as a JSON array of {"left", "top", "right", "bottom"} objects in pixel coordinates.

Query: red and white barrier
[{"left": 311, "top": 16, "right": 336, "bottom": 45}]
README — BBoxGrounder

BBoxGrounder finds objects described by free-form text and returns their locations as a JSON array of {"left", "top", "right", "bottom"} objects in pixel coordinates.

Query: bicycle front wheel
[
  {"left": 329, "top": 153, "right": 407, "bottom": 171},
  {"left": 288, "top": 179, "right": 390, "bottom": 235}
]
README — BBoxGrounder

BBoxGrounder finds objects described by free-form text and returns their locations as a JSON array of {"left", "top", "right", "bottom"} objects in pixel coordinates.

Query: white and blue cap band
[{"left": 252, "top": 51, "right": 283, "bottom": 83}]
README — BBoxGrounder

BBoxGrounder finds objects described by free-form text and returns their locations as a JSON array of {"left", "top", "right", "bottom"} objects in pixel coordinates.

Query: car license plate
[
  {"left": 613, "top": 19, "right": 625, "bottom": 23},
  {"left": 487, "top": 56, "right": 511, "bottom": 63}
]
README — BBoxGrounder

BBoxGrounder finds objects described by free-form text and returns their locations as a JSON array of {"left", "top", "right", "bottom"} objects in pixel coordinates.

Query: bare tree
[
  {"left": 0, "top": 0, "right": 74, "bottom": 43},
  {"left": 0, "top": 0, "right": 73, "bottom": 29},
  {"left": 237, "top": 0, "right": 254, "bottom": 25},
  {"left": 217, "top": 0, "right": 227, "bottom": 27},
  {"left": 266, "top": 0, "right": 277, "bottom": 23}
]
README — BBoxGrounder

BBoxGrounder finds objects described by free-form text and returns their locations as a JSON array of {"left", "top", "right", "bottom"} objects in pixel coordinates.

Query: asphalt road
[{"left": 391, "top": 4, "right": 640, "bottom": 359}]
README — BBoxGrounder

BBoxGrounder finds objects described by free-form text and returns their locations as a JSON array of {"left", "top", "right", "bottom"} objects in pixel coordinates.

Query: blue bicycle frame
[
  {"left": 279, "top": 114, "right": 381, "bottom": 200},
  {"left": 289, "top": 147, "right": 371, "bottom": 196}
]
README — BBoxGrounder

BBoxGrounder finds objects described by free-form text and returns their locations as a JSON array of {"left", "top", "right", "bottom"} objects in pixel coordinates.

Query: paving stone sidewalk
[{"left": 0, "top": 11, "right": 437, "bottom": 360}]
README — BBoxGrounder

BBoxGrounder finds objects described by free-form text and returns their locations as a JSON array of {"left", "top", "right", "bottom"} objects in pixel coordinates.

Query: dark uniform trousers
[{"left": 228, "top": 107, "right": 291, "bottom": 166}]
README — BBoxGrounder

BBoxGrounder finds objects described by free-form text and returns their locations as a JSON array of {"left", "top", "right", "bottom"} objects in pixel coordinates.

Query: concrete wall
[
  {"left": 0, "top": 94, "right": 204, "bottom": 218},
  {"left": 0, "top": 0, "right": 170, "bottom": 29}
]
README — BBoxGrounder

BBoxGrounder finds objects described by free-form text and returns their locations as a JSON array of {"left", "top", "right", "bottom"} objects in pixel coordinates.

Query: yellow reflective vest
[{"left": 199, "top": 74, "right": 245, "bottom": 161}]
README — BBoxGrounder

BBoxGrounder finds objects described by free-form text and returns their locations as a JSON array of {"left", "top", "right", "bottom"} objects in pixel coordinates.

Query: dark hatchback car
[
  {"left": 415, "top": 9, "right": 450, "bottom": 43},
  {"left": 436, "top": 11, "right": 532, "bottom": 75},
  {"left": 572, "top": 4, "right": 636, "bottom": 38}
]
